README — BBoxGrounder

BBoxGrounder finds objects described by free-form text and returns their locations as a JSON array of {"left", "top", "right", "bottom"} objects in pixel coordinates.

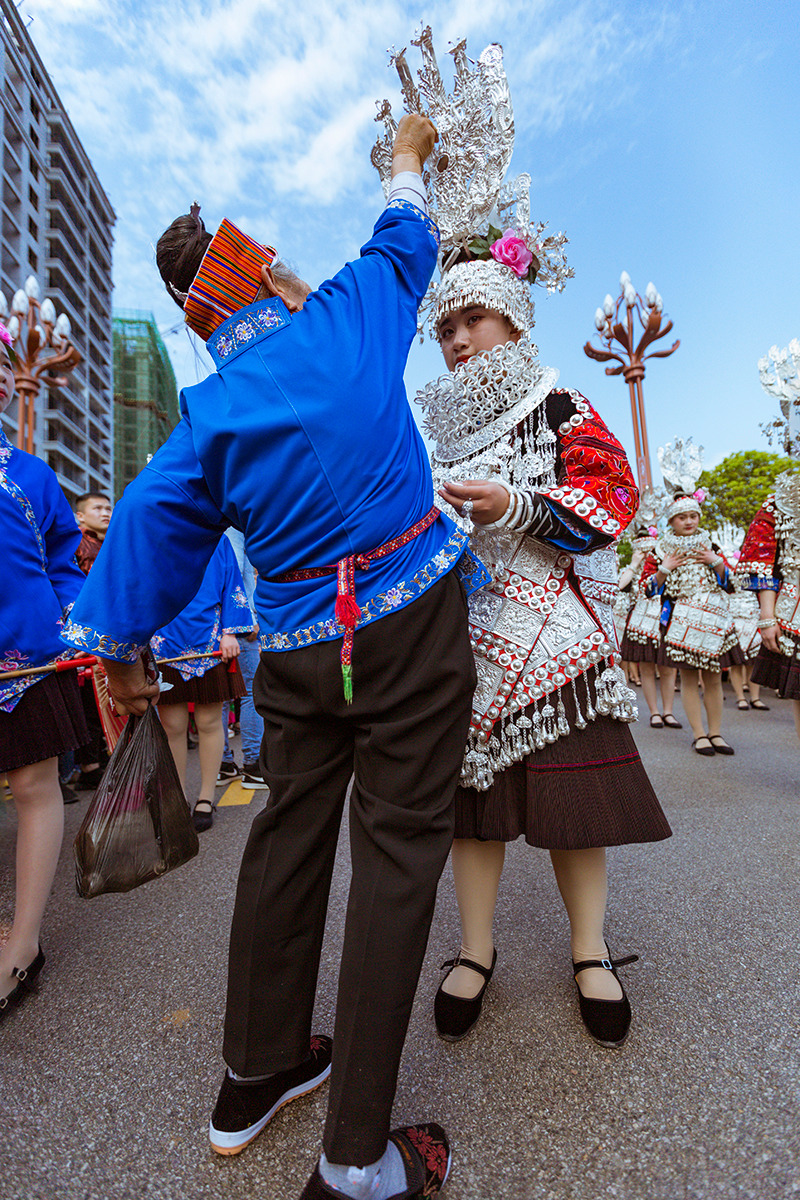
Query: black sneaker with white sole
[
  {"left": 216, "top": 760, "right": 240, "bottom": 784},
  {"left": 240, "top": 762, "right": 268, "bottom": 789},
  {"left": 209, "top": 1034, "right": 332, "bottom": 1155}
]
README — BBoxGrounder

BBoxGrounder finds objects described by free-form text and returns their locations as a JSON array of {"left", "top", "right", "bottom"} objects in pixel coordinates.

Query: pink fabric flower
[
  {"left": 0, "top": 323, "right": 13, "bottom": 350},
  {"left": 693, "top": 488, "right": 706, "bottom": 503},
  {"left": 490, "top": 229, "right": 533, "bottom": 278},
  {"left": 648, "top": 525, "right": 658, "bottom": 537}
]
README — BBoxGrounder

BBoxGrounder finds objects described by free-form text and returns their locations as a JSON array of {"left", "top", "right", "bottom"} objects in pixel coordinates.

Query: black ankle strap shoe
[
  {"left": 434, "top": 949, "right": 497, "bottom": 1042},
  {"left": 572, "top": 947, "right": 638, "bottom": 1048}
]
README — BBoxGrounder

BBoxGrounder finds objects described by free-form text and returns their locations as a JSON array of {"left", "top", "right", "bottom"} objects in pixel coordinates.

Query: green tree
[{"left": 697, "top": 450, "right": 797, "bottom": 530}]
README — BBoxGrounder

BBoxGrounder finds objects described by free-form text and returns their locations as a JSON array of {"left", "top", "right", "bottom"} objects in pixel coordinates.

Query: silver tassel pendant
[
  {"left": 584, "top": 671, "right": 597, "bottom": 722},
  {"left": 516, "top": 711, "right": 533, "bottom": 754},
  {"left": 487, "top": 734, "right": 503, "bottom": 772},
  {"left": 571, "top": 677, "right": 587, "bottom": 730},
  {"left": 556, "top": 694, "right": 570, "bottom": 737},
  {"left": 594, "top": 664, "right": 612, "bottom": 716},
  {"left": 532, "top": 704, "right": 546, "bottom": 750},
  {"left": 542, "top": 701, "right": 557, "bottom": 744}
]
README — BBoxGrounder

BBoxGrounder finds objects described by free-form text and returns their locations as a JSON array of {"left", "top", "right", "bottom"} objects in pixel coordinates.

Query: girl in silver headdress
[
  {"left": 416, "top": 240, "right": 671, "bottom": 1049},
  {"left": 639, "top": 493, "right": 741, "bottom": 756},
  {"left": 737, "top": 473, "right": 800, "bottom": 735}
]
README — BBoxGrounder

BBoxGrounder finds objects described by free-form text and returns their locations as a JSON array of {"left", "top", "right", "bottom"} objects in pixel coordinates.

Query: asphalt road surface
[{"left": 1, "top": 681, "right": 798, "bottom": 1199}]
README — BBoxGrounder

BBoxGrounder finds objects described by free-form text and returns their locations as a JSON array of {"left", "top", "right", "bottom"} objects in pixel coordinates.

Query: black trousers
[{"left": 222, "top": 570, "right": 476, "bottom": 1164}]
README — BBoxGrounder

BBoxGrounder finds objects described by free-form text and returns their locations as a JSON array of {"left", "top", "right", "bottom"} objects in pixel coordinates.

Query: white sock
[{"left": 319, "top": 1142, "right": 405, "bottom": 1199}]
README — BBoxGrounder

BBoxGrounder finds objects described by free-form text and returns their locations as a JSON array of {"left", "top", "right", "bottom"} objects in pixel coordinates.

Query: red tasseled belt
[{"left": 274, "top": 506, "right": 440, "bottom": 702}]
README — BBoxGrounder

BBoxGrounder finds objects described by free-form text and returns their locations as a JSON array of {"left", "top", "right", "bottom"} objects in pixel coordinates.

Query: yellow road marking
[{"left": 217, "top": 780, "right": 255, "bottom": 806}]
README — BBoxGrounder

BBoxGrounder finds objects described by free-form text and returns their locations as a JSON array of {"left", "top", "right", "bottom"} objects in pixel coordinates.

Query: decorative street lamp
[
  {"left": 758, "top": 339, "right": 800, "bottom": 456},
  {"left": 0, "top": 275, "right": 82, "bottom": 454},
  {"left": 583, "top": 272, "right": 679, "bottom": 492}
]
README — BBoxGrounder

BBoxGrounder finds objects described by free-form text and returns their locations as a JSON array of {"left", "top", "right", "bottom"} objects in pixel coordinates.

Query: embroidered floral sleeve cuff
[{"left": 61, "top": 621, "right": 147, "bottom": 664}]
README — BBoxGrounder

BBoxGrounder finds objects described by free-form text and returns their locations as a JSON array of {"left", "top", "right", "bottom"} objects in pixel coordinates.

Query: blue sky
[{"left": 23, "top": 0, "right": 800, "bottom": 479}]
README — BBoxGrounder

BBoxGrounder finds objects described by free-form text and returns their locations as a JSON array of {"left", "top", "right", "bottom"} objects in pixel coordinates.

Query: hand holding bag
[{"left": 74, "top": 703, "right": 199, "bottom": 898}]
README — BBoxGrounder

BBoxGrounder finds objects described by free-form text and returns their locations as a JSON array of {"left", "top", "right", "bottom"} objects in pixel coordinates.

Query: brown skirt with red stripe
[
  {"left": 454, "top": 682, "right": 671, "bottom": 850},
  {"left": 157, "top": 659, "right": 245, "bottom": 706},
  {"left": 0, "top": 670, "right": 89, "bottom": 773},
  {"left": 750, "top": 636, "right": 800, "bottom": 699}
]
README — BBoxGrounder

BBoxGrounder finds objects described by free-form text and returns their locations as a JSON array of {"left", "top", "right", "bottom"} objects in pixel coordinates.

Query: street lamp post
[
  {"left": 1, "top": 275, "right": 82, "bottom": 454},
  {"left": 583, "top": 272, "right": 679, "bottom": 492}
]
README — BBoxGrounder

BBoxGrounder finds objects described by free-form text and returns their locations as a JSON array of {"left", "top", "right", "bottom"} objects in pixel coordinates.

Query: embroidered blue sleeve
[
  {"left": 219, "top": 537, "right": 256, "bottom": 634},
  {"left": 747, "top": 573, "right": 781, "bottom": 592}
]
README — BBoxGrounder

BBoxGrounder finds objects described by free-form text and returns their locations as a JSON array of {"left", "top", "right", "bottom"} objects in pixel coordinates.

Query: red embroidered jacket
[
  {"left": 539, "top": 389, "right": 639, "bottom": 542},
  {"left": 738, "top": 496, "right": 778, "bottom": 578}
]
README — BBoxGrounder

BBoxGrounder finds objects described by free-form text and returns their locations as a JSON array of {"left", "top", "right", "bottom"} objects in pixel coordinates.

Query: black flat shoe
[
  {"left": 572, "top": 947, "right": 638, "bottom": 1048},
  {"left": 192, "top": 800, "right": 215, "bottom": 832},
  {"left": 0, "top": 944, "right": 45, "bottom": 1020},
  {"left": 750, "top": 700, "right": 770, "bottom": 710},
  {"left": 662, "top": 714, "right": 682, "bottom": 728},
  {"left": 692, "top": 737, "right": 715, "bottom": 756},
  {"left": 649, "top": 714, "right": 664, "bottom": 728},
  {"left": 434, "top": 949, "right": 497, "bottom": 1042},
  {"left": 709, "top": 736, "right": 734, "bottom": 755}
]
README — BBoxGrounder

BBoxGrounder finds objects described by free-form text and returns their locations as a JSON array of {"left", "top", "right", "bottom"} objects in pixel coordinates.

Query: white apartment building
[{"left": 0, "top": 0, "right": 115, "bottom": 501}]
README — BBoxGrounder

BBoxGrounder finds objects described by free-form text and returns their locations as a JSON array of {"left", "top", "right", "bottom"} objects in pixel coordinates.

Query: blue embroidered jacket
[
  {"left": 0, "top": 430, "right": 86, "bottom": 711},
  {"left": 150, "top": 536, "right": 255, "bottom": 680},
  {"left": 63, "top": 203, "right": 488, "bottom": 663}
]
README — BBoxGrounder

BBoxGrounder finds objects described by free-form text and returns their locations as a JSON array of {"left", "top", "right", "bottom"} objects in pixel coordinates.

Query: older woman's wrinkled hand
[
  {"left": 103, "top": 656, "right": 160, "bottom": 716},
  {"left": 392, "top": 114, "right": 438, "bottom": 174}
]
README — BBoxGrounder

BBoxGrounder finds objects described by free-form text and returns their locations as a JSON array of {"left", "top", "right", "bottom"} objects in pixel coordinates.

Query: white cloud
[{"left": 20, "top": 0, "right": 688, "bottom": 388}]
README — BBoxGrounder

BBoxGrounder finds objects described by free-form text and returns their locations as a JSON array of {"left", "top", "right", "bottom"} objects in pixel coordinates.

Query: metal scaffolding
[{"left": 113, "top": 309, "right": 179, "bottom": 497}]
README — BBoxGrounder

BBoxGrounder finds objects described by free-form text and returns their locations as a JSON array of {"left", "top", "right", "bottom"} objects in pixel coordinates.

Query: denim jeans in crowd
[{"left": 222, "top": 637, "right": 263, "bottom": 766}]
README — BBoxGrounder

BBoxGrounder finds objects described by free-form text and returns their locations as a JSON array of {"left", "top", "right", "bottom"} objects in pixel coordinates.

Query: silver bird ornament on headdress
[
  {"left": 657, "top": 436, "right": 704, "bottom": 497},
  {"left": 759, "top": 339, "right": 800, "bottom": 458},
  {"left": 371, "top": 27, "right": 573, "bottom": 338}
]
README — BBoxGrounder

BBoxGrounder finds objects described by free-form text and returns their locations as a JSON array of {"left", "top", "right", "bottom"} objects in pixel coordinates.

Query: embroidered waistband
[{"left": 273, "top": 506, "right": 441, "bottom": 701}]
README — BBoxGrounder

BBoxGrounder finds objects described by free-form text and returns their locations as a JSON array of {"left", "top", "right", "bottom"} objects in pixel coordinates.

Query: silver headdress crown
[
  {"left": 759, "top": 339, "right": 800, "bottom": 457},
  {"left": 371, "top": 27, "right": 573, "bottom": 338},
  {"left": 657, "top": 437, "right": 704, "bottom": 518}
]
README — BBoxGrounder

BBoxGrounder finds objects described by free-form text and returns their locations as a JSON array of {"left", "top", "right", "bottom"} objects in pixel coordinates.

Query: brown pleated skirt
[
  {"left": 0, "top": 671, "right": 89, "bottom": 773},
  {"left": 619, "top": 631, "right": 658, "bottom": 663},
  {"left": 750, "top": 638, "right": 800, "bottom": 699},
  {"left": 454, "top": 681, "right": 671, "bottom": 850},
  {"left": 157, "top": 659, "right": 245, "bottom": 706}
]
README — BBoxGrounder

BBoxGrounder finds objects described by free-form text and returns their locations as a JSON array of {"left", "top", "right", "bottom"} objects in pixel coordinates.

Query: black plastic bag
[{"left": 74, "top": 703, "right": 199, "bottom": 898}]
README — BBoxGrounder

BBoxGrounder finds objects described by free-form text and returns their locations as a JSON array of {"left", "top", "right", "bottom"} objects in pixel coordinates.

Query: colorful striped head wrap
[{"left": 184, "top": 219, "right": 277, "bottom": 342}]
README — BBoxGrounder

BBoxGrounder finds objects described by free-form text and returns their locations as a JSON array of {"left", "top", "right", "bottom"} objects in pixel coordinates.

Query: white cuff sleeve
[{"left": 387, "top": 171, "right": 428, "bottom": 216}]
